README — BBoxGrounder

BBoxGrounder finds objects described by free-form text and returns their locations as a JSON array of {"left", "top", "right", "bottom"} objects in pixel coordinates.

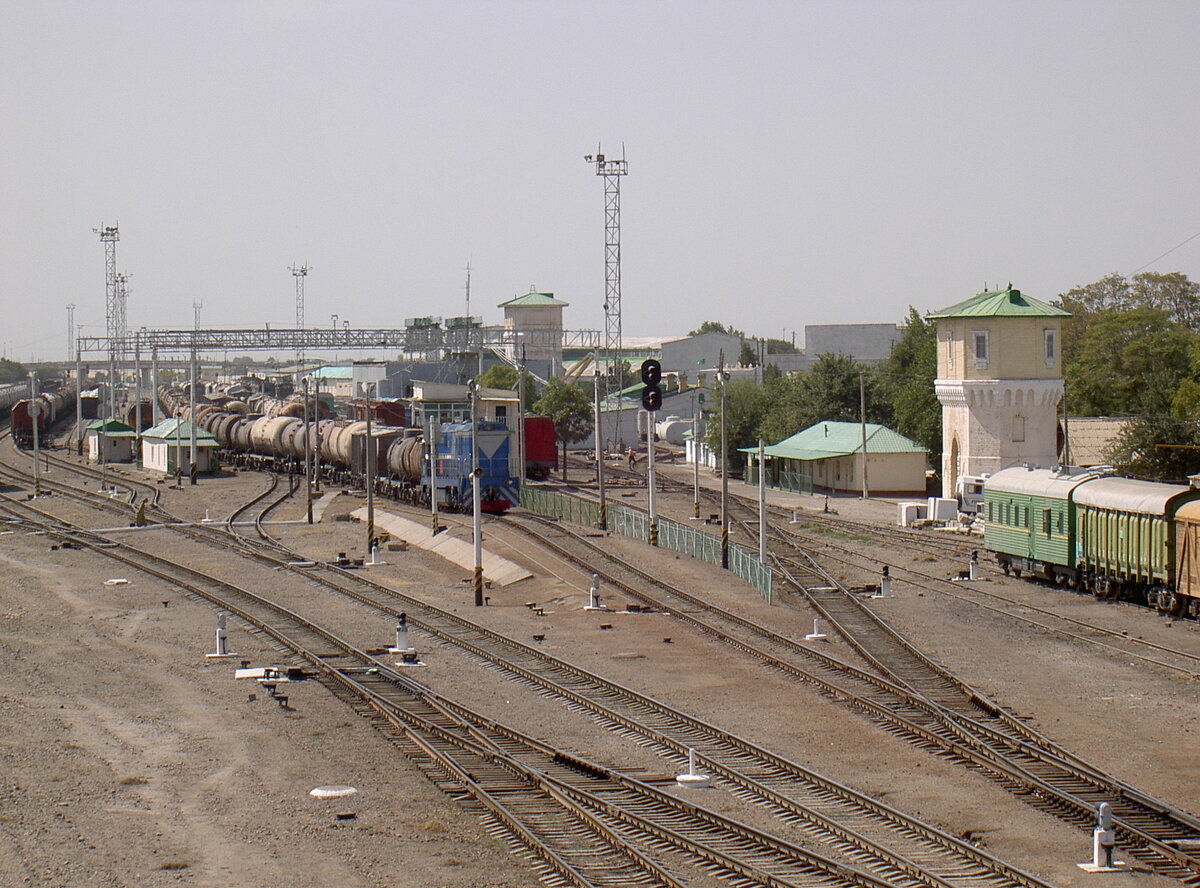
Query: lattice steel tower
[
  {"left": 291, "top": 263, "right": 309, "bottom": 370},
  {"left": 94, "top": 224, "right": 120, "bottom": 348},
  {"left": 115, "top": 273, "right": 130, "bottom": 350},
  {"left": 585, "top": 147, "right": 628, "bottom": 400}
]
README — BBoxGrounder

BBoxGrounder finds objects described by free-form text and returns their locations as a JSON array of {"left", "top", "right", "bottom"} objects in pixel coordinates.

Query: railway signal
[{"left": 640, "top": 359, "right": 662, "bottom": 412}]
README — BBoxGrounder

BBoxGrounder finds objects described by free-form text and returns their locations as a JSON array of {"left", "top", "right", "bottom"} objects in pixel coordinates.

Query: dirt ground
[{"left": 1, "top": 455, "right": 1198, "bottom": 887}]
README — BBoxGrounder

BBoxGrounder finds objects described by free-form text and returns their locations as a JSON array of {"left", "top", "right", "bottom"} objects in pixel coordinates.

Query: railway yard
[{"left": 2, "top": 430, "right": 1200, "bottom": 888}]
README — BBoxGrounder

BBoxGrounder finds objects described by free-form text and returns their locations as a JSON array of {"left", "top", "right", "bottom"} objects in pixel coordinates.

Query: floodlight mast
[
  {"left": 292, "top": 263, "right": 310, "bottom": 371},
  {"left": 585, "top": 146, "right": 628, "bottom": 448}
]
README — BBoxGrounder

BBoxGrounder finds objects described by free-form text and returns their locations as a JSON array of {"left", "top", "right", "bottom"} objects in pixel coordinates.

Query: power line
[{"left": 1129, "top": 228, "right": 1200, "bottom": 275}]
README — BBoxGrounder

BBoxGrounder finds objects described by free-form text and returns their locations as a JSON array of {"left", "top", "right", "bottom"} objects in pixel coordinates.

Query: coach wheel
[
  {"left": 1011, "top": 568, "right": 1022, "bottom": 579},
  {"left": 1188, "top": 597, "right": 1200, "bottom": 618},
  {"left": 1163, "top": 590, "right": 1184, "bottom": 617},
  {"left": 1054, "top": 572, "right": 1067, "bottom": 586},
  {"left": 1001, "top": 562, "right": 1011, "bottom": 576},
  {"left": 1093, "top": 577, "right": 1109, "bottom": 599},
  {"left": 1149, "top": 588, "right": 1166, "bottom": 612}
]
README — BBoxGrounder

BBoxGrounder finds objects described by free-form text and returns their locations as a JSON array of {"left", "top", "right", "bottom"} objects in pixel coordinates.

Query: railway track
[
  {"left": 497, "top": 511, "right": 1200, "bottom": 883},
  {"left": 0, "top": 490, "right": 974, "bottom": 888},
  {"left": 9, "top": 433, "right": 1200, "bottom": 882},
  {"left": 0, "top": 433, "right": 1067, "bottom": 888}
]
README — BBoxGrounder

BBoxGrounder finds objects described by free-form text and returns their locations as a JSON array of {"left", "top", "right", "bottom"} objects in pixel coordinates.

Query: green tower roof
[
  {"left": 928, "top": 285, "right": 1070, "bottom": 320},
  {"left": 498, "top": 291, "right": 568, "bottom": 308}
]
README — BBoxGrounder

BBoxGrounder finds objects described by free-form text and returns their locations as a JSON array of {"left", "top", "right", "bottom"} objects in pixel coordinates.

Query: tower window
[
  {"left": 972, "top": 330, "right": 989, "bottom": 369},
  {"left": 1044, "top": 329, "right": 1056, "bottom": 367},
  {"left": 1013, "top": 415, "right": 1025, "bottom": 442},
  {"left": 945, "top": 331, "right": 954, "bottom": 370}
]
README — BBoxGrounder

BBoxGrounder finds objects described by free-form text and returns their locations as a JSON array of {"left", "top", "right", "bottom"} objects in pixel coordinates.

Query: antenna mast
[
  {"left": 584, "top": 145, "right": 629, "bottom": 445},
  {"left": 465, "top": 259, "right": 472, "bottom": 317},
  {"left": 94, "top": 222, "right": 120, "bottom": 353},
  {"left": 291, "top": 263, "right": 310, "bottom": 372},
  {"left": 66, "top": 304, "right": 76, "bottom": 361}
]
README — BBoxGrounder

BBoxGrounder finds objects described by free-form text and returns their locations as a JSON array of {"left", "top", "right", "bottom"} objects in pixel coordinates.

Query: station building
[{"left": 743, "top": 421, "right": 928, "bottom": 497}]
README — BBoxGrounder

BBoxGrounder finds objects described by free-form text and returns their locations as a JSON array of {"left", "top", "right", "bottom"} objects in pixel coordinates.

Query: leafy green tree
[
  {"left": 0, "top": 359, "right": 28, "bottom": 385},
  {"left": 688, "top": 320, "right": 746, "bottom": 338},
  {"left": 533, "top": 378, "right": 593, "bottom": 481},
  {"left": 1104, "top": 415, "right": 1200, "bottom": 482},
  {"left": 1065, "top": 307, "right": 1194, "bottom": 416},
  {"left": 476, "top": 363, "right": 537, "bottom": 405},
  {"left": 738, "top": 339, "right": 758, "bottom": 366},
  {"left": 703, "top": 378, "right": 767, "bottom": 471},
  {"left": 756, "top": 353, "right": 883, "bottom": 445},
  {"left": 765, "top": 337, "right": 799, "bottom": 354},
  {"left": 1058, "top": 271, "right": 1200, "bottom": 363},
  {"left": 871, "top": 307, "right": 941, "bottom": 459}
]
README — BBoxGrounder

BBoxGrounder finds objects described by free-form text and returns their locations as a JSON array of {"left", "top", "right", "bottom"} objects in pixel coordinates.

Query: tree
[
  {"left": 704, "top": 378, "right": 767, "bottom": 471},
  {"left": 1104, "top": 414, "right": 1200, "bottom": 482},
  {"left": 688, "top": 320, "right": 745, "bottom": 338},
  {"left": 476, "top": 364, "right": 537, "bottom": 406},
  {"left": 0, "top": 359, "right": 28, "bottom": 385},
  {"left": 1058, "top": 271, "right": 1200, "bottom": 364},
  {"left": 533, "top": 378, "right": 593, "bottom": 481},
  {"left": 756, "top": 353, "right": 883, "bottom": 446},
  {"left": 1065, "top": 307, "right": 1194, "bottom": 416},
  {"left": 871, "top": 307, "right": 941, "bottom": 459},
  {"left": 765, "top": 337, "right": 799, "bottom": 354},
  {"left": 738, "top": 339, "right": 758, "bottom": 366}
]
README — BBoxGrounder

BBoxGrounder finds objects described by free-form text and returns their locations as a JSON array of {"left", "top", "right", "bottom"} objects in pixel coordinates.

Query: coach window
[
  {"left": 1044, "top": 329, "right": 1056, "bottom": 368},
  {"left": 972, "top": 330, "right": 989, "bottom": 369},
  {"left": 1042, "top": 508, "right": 1052, "bottom": 535}
]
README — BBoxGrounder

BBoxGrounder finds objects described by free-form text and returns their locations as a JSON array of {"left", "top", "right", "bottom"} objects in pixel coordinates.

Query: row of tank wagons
[
  {"left": 11, "top": 383, "right": 77, "bottom": 445},
  {"left": 0, "top": 383, "right": 27, "bottom": 417},
  {"left": 158, "top": 386, "right": 522, "bottom": 513},
  {"left": 983, "top": 465, "right": 1200, "bottom": 617}
]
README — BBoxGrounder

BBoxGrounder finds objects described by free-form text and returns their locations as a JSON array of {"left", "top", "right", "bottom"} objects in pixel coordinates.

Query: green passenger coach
[{"left": 983, "top": 466, "right": 1100, "bottom": 584}]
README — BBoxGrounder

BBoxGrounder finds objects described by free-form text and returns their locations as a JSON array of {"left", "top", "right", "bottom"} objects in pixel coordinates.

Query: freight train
[
  {"left": 983, "top": 465, "right": 1200, "bottom": 616},
  {"left": 0, "top": 382, "right": 28, "bottom": 418},
  {"left": 157, "top": 385, "right": 530, "bottom": 513},
  {"left": 11, "top": 383, "right": 77, "bottom": 446}
]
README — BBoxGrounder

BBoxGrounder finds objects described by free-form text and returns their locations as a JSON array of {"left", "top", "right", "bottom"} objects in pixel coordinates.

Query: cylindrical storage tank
[
  {"left": 265, "top": 417, "right": 300, "bottom": 457},
  {"left": 214, "top": 414, "right": 242, "bottom": 448},
  {"left": 386, "top": 435, "right": 425, "bottom": 481},
  {"left": 656, "top": 419, "right": 690, "bottom": 445},
  {"left": 319, "top": 420, "right": 346, "bottom": 461},
  {"left": 232, "top": 416, "right": 257, "bottom": 452},
  {"left": 123, "top": 401, "right": 155, "bottom": 431},
  {"left": 224, "top": 400, "right": 249, "bottom": 416},
  {"left": 330, "top": 420, "right": 368, "bottom": 467},
  {"left": 285, "top": 421, "right": 310, "bottom": 461},
  {"left": 247, "top": 416, "right": 277, "bottom": 455},
  {"left": 280, "top": 401, "right": 305, "bottom": 418}
]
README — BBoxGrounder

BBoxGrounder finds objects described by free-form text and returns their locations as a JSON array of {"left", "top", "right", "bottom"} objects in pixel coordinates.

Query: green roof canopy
[
  {"left": 498, "top": 291, "right": 568, "bottom": 308},
  {"left": 743, "top": 421, "right": 926, "bottom": 461},
  {"left": 141, "top": 418, "right": 217, "bottom": 444},
  {"left": 927, "top": 285, "right": 1070, "bottom": 320}
]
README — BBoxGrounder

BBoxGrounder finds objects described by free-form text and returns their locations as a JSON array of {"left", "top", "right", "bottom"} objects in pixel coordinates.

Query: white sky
[{"left": 4, "top": 1, "right": 1199, "bottom": 362}]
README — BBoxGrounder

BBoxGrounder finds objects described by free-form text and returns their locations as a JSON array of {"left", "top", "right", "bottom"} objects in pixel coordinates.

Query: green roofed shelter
[
  {"left": 743, "top": 421, "right": 928, "bottom": 497},
  {"left": 141, "top": 418, "right": 219, "bottom": 476},
  {"left": 84, "top": 419, "right": 137, "bottom": 464}
]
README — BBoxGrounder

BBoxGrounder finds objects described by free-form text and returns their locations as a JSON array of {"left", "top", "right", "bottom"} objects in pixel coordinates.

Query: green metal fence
[
  {"left": 744, "top": 465, "right": 813, "bottom": 496},
  {"left": 520, "top": 485, "right": 772, "bottom": 603}
]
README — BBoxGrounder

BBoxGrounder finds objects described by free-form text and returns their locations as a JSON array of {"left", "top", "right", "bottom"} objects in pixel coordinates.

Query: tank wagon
[
  {"left": 984, "top": 465, "right": 1200, "bottom": 616},
  {"left": 12, "top": 384, "right": 77, "bottom": 446},
  {"left": 157, "top": 386, "right": 521, "bottom": 513},
  {"left": 0, "top": 383, "right": 28, "bottom": 419}
]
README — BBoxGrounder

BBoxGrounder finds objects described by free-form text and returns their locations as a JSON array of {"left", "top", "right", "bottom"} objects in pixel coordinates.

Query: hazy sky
[{"left": 4, "top": 1, "right": 1199, "bottom": 362}]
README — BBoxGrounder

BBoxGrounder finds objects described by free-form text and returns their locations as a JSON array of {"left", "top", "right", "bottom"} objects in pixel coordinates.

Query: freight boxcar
[
  {"left": 1172, "top": 500, "right": 1200, "bottom": 617},
  {"left": 523, "top": 415, "right": 557, "bottom": 480}
]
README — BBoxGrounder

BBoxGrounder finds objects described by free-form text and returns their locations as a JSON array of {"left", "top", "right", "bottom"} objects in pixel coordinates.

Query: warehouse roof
[
  {"left": 744, "top": 422, "right": 926, "bottom": 461},
  {"left": 927, "top": 285, "right": 1070, "bottom": 319},
  {"left": 498, "top": 291, "right": 568, "bottom": 308}
]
